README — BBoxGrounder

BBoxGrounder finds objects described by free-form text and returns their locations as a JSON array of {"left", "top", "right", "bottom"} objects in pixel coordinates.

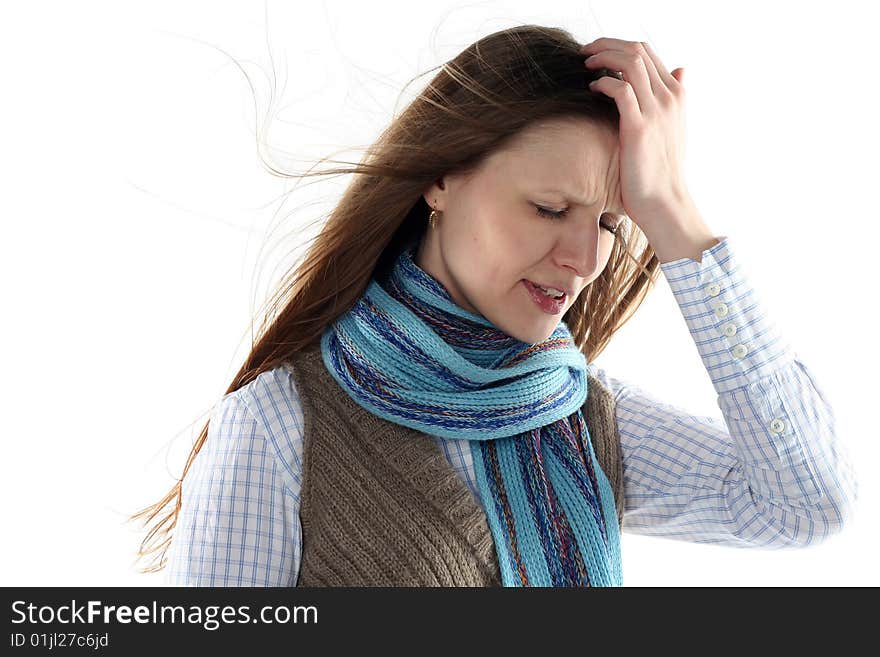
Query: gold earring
[{"left": 429, "top": 202, "right": 441, "bottom": 229}]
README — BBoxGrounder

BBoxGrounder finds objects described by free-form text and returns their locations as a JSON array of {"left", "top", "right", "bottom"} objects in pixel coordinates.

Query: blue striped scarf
[{"left": 320, "top": 239, "right": 623, "bottom": 586}]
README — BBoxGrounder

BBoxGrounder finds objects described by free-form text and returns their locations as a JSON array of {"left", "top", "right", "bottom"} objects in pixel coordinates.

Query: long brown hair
[{"left": 128, "top": 24, "right": 660, "bottom": 574}]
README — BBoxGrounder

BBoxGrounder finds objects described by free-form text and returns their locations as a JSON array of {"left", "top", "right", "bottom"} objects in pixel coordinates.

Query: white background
[{"left": 2, "top": 0, "right": 876, "bottom": 586}]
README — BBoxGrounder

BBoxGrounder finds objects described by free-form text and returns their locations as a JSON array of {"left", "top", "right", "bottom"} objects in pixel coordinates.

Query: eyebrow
[{"left": 537, "top": 188, "right": 626, "bottom": 215}]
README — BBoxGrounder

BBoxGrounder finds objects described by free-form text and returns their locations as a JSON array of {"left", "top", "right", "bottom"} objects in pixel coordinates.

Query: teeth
[{"left": 535, "top": 284, "right": 564, "bottom": 299}]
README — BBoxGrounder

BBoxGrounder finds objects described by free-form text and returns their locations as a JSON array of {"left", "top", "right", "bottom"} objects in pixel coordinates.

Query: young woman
[{"left": 130, "top": 26, "right": 857, "bottom": 586}]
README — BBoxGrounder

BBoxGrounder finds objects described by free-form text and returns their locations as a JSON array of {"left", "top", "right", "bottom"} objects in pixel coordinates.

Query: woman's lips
[
  {"left": 522, "top": 279, "right": 567, "bottom": 314},
  {"left": 525, "top": 280, "right": 572, "bottom": 298}
]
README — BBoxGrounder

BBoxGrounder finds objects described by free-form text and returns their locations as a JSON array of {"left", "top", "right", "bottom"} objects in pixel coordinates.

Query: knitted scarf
[{"left": 320, "top": 239, "right": 623, "bottom": 586}]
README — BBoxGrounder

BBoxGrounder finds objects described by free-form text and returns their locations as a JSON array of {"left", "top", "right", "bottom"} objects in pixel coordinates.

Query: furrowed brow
[{"left": 539, "top": 188, "right": 625, "bottom": 215}]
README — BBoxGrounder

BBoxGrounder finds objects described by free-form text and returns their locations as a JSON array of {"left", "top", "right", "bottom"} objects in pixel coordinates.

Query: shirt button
[
  {"left": 721, "top": 322, "right": 737, "bottom": 337},
  {"left": 769, "top": 418, "right": 786, "bottom": 433},
  {"left": 712, "top": 301, "right": 729, "bottom": 318},
  {"left": 731, "top": 343, "right": 749, "bottom": 358},
  {"left": 705, "top": 282, "right": 721, "bottom": 296}
]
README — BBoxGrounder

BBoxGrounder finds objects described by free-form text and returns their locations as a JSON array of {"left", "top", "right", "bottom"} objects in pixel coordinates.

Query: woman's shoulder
[
  {"left": 213, "top": 363, "right": 305, "bottom": 490},
  {"left": 585, "top": 361, "right": 679, "bottom": 417},
  {"left": 233, "top": 362, "right": 301, "bottom": 412},
  {"left": 585, "top": 362, "right": 624, "bottom": 403}
]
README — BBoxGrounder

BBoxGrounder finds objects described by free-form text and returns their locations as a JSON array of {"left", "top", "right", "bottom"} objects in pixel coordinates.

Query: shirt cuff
[{"left": 658, "top": 235, "right": 796, "bottom": 395}]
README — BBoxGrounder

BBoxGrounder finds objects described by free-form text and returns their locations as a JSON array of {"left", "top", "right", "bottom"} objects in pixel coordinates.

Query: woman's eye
[
  {"left": 534, "top": 205, "right": 568, "bottom": 220},
  {"left": 534, "top": 205, "right": 618, "bottom": 235}
]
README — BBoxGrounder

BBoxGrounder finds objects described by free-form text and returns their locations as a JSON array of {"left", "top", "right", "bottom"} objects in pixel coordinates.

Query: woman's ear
[{"left": 422, "top": 176, "right": 447, "bottom": 209}]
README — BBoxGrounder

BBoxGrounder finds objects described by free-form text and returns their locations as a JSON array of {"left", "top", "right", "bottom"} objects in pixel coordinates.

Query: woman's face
[{"left": 414, "top": 116, "right": 625, "bottom": 344}]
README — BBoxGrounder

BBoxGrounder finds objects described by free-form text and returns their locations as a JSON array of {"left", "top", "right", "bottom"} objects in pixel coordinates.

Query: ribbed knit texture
[
  {"left": 317, "top": 238, "right": 624, "bottom": 585},
  {"left": 289, "top": 341, "right": 624, "bottom": 586}
]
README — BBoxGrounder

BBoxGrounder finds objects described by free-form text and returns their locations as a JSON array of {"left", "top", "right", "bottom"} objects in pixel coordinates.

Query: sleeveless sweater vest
[{"left": 286, "top": 341, "right": 625, "bottom": 586}]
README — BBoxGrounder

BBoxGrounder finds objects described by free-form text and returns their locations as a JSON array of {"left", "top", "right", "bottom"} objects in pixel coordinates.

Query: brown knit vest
[{"left": 286, "top": 341, "right": 624, "bottom": 586}]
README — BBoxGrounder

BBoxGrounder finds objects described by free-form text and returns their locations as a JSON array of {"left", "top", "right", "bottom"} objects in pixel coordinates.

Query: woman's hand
[{"left": 581, "top": 37, "right": 718, "bottom": 263}]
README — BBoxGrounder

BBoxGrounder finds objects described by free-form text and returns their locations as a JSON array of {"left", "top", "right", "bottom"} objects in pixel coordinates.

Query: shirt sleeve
[
  {"left": 163, "top": 389, "right": 302, "bottom": 586},
  {"left": 588, "top": 234, "right": 859, "bottom": 548}
]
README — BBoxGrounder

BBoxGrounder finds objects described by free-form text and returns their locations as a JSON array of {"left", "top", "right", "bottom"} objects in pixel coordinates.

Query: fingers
[
  {"left": 582, "top": 38, "right": 678, "bottom": 108},
  {"left": 639, "top": 41, "right": 679, "bottom": 91},
  {"left": 585, "top": 49, "right": 653, "bottom": 115},
  {"left": 588, "top": 76, "right": 641, "bottom": 130}
]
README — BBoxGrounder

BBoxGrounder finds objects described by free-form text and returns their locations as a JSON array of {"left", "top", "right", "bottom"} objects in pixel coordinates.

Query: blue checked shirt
[{"left": 164, "top": 235, "right": 859, "bottom": 586}]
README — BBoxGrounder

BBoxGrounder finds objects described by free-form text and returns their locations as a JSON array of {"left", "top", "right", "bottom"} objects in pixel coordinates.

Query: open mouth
[{"left": 522, "top": 280, "right": 567, "bottom": 314}]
